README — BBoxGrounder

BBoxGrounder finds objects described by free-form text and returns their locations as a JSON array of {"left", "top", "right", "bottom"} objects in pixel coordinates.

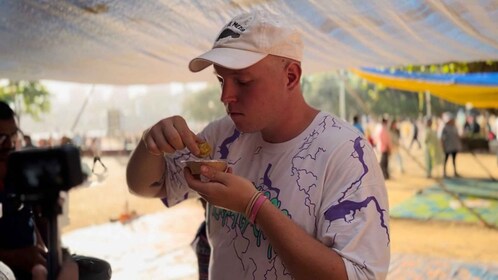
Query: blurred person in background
[
  {"left": 90, "top": 137, "right": 107, "bottom": 173},
  {"left": 22, "top": 135, "right": 36, "bottom": 149},
  {"left": 352, "top": 114, "right": 364, "bottom": 135},
  {"left": 375, "top": 116, "right": 392, "bottom": 179},
  {"left": 463, "top": 114, "right": 480, "bottom": 137},
  {"left": 408, "top": 118, "right": 421, "bottom": 150},
  {"left": 424, "top": 117, "right": 444, "bottom": 178},
  {"left": 389, "top": 118, "right": 404, "bottom": 174},
  {"left": 440, "top": 112, "right": 462, "bottom": 178}
]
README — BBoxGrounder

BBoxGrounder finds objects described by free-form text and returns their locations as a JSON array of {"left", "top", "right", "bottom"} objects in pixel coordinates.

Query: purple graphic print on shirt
[
  {"left": 324, "top": 135, "right": 390, "bottom": 244},
  {"left": 219, "top": 129, "right": 240, "bottom": 159}
]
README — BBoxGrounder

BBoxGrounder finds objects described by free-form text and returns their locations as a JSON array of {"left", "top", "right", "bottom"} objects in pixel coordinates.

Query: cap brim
[{"left": 189, "top": 48, "right": 267, "bottom": 72}]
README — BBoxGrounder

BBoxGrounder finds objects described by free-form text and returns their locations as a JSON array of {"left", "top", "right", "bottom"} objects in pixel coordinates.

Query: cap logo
[
  {"left": 216, "top": 28, "right": 240, "bottom": 41},
  {"left": 215, "top": 20, "right": 246, "bottom": 42}
]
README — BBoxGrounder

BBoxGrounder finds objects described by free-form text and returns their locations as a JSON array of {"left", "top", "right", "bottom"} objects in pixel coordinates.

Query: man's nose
[{"left": 220, "top": 82, "right": 237, "bottom": 105}]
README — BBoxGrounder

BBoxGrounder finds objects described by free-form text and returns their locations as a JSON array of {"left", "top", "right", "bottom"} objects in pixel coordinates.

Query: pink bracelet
[
  {"left": 245, "top": 191, "right": 261, "bottom": 218},
  {"left": 249, "top": 194, "right": 267, "bottom": 224}
]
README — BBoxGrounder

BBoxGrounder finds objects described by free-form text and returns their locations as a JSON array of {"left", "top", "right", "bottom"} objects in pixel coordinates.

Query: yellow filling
[{"left": 198, "top": 142, "right": 211, "bottom": 158}]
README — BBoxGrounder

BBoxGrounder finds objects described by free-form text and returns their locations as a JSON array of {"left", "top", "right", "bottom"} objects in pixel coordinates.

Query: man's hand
[
  {"left": 142, "top": 116, "right": 204, "bottom": 156},
  {"left": 184, "top": 165, "right": 257, "bottom": 213},
  {"left": 127, "top": 115, "right": 206, "bottom": 197},
  {"left": 31, "top": 257, "right": 79, "bottom": 280},
  {"left": 0, "top": 245, "right": 46, "bottom": 272}
]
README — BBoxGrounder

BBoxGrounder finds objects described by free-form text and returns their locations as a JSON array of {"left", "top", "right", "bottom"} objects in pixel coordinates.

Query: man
[
  {"left": 0, "top": 101, "right": 47, "bottom": 280},
  {"left": 90, "top": 137, "right": 107, "bottom": 174},
  {"left": 424, "top": 117, "right": 443, "bottom": 178},
  {"left": 22, "top": 135, "right": 36, "bottom": 149},
  {"left": 352, "top": 115, "right": 364, "bottom": 134},
  {"left": 0, "top": 101, "right": 109, "bottom": 280},
  {"left": 441, "top": 112, "right": 462, "bottom": 177},
  {"left": 127, "top": 10, "right": 390, "bottom": 279},
  {"left": 409, "top": 118, "right": 421, "bottom": 149},
  {"left": 375, "top": 116, "right": 392, "bottom": 180}
]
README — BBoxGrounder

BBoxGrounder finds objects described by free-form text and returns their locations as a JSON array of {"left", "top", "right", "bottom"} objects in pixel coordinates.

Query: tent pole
[
  {"left": 338, "top": 70, "right": 346, "bottom": 120},
  {"left": 71, "top": 84, "right": 95, "bottom": 133},
  {"left": 425, "top": 91, "right": 432, "bottom": 117}
]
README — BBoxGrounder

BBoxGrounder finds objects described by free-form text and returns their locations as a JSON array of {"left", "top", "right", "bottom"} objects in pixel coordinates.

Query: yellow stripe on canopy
[{"left": 352, "top": 69, "right": 498, "bottom": 108}]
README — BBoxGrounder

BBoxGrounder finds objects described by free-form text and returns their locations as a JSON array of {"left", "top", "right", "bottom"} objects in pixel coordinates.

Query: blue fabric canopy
[
  {"left": 353, "top": 68, "right": 498, "bottom": 108},
  {"left": 360, "top": 68, "right": 498, "bottom": 86}
]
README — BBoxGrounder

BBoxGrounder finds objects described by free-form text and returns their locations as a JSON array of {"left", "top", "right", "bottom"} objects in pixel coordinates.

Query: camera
[
  {"left": 3, "top": 144, "right": 85, "bottom": 279},
  {"left": 5, "top": 144, "right": 84, "bottom": 202}
]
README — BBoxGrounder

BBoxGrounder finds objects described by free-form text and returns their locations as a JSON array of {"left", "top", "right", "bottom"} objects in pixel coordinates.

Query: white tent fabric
[{"left": 1, "top": 0, "right": 498, "bottom": 85}]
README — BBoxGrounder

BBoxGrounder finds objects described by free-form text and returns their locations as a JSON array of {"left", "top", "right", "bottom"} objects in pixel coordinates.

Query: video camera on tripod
[{"left": 4, "top": 144, "right": 84, "bottom": 279}]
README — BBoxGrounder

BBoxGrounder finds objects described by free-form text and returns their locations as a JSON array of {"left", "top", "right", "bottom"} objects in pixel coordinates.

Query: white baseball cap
[
  {"left": 442, "top": 112, "right": 455, "bottom": 123},
  {"left": 188, "top": 10, "right": 303, "bottom": 72}
]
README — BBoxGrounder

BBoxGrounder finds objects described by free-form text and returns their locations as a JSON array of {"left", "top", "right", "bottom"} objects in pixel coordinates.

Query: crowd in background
[
  {"left": 352, "top": 109, "right": 498, "bottom": 180},
  {"left": 16, "top": 133, "right": 142, "bottom": 157}
]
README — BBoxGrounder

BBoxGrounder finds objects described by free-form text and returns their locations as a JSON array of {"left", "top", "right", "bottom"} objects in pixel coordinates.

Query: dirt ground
[{"left": 62, "top": 147, "right": 498, "bottom": 266}]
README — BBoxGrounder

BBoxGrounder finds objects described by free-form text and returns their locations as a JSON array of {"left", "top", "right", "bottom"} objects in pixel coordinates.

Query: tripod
[{"left": 33, "top": 190, "right": 63, "bottom": 280}]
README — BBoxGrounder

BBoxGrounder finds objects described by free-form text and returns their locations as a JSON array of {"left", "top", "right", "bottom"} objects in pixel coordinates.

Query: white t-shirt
[
  {"left": 161, "top": 112, "right": 390, "bottom": 280},
  {"left": 0, "top": 261, "right": 15, "bottom": 280}
]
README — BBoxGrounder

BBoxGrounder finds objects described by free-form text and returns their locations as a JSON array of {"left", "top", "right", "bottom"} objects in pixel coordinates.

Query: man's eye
[
  {"left": 236, "top": 79, "right": 251, "bottom": 85},
  {"left": 216, "top": 76, "right": 224, "bottom": 85}
]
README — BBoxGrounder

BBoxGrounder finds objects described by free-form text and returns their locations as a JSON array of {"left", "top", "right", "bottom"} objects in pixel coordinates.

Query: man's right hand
[
  {"left": 142, "top": 115, "right": 204, "bottom": 157},
  {"left": 31, "top": 256, "right": 79, "bottom": 280},
  {"left": 127, "top": 115, "right": 205, "bottom": 198}
]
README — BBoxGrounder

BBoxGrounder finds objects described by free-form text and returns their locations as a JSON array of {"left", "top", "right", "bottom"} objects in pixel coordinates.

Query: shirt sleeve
[{"left": 317, "top": 138, "right": 390, "bottom": 280}]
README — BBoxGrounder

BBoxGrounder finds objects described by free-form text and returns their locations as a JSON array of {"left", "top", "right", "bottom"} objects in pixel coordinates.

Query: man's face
[
  {"left": 214, "top": 56, "right": 290, "bottom": 134},
  {"left": 0, "top": 118, "right": 19, "bottom": 181}
]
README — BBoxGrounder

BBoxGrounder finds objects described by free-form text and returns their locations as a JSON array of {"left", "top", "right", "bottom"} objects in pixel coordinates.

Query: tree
[
  {"left": 0, "top": 80, "right": 51, "bottom": 126},
  {"left": 302, "top": 74, "right": 341, "bottom": 115},
  {"left": 393, "top": 60, "right": 498, "bottom": 74},
  {"left": 302, "top": 70, "right": 461, "bottom": 121},
  {"left": 182, "top": 85, "right": 225, "bottom": 123}
]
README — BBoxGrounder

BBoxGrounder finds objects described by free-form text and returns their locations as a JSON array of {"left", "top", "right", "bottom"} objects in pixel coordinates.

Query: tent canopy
[
  {"left": 353, "top": 68, "right": 498, "bottom": 108},
  {"left": 1, "top": 0, "right": 498, "bottom": 85}
]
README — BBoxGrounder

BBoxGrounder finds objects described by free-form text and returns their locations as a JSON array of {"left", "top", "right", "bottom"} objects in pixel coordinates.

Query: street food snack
[
  {"left": 198, "top": 142, "right": 211, "bottom": 158},
  {"left": 184, "top": 159, "right": 227, "bottom": 179}
]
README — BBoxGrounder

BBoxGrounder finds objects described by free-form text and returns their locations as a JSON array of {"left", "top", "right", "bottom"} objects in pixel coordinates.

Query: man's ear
[{"left": 286, "top": 62, "right": 302, "bottom": 91}]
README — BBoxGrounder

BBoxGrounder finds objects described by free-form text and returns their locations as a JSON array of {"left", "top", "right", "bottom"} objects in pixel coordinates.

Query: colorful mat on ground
[
  {"left": 390, "top": 178, "right": 498, "bottom": 227},
  {"left": 388, "top": 253, "right": 498, "bottom": 280}
]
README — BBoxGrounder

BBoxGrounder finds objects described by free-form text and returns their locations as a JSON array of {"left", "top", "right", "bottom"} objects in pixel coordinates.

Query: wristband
[
  {"left": 244, "top": 191, "right": 261, "bottom": 218},
  {"left": 249, "top": 194, "right": 267, "bottom": 224}
]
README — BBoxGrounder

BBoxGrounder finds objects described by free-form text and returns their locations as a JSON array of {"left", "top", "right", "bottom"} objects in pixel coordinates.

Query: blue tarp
[{"left": 361, "top": 68, "right": 498, "bottom": 86}]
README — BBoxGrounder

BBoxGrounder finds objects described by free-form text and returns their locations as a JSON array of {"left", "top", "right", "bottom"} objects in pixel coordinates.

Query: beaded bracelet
[{"left": 249, "top": 194, "right": 267, "bottom": 224}]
